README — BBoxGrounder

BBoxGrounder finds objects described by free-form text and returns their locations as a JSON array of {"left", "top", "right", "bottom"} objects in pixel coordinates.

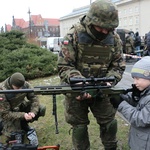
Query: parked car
[
  {"left": 53, "top": 37, "right": 63, "bottom": 52},
  {"left": 47, "top": 37, "right": 63, "bottom": 52}
]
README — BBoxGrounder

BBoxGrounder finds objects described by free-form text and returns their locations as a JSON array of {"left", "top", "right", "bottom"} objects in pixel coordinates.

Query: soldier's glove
[
  {"left": 76, "top": 89, "right": 102, "bottom": 101},
  {"left": 33, "top": 105, "right": 46, "bottom": 121},
  {"left": 131, "top": 84, "right": 141, "bottom": 102},
  {"left": 88, "top": 89, "right": 102, "bottom": 99},
  {"left": 110, "top": 94, "right": 125, "bottom": 109}
]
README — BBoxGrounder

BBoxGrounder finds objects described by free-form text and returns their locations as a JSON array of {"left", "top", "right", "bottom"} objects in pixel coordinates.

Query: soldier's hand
[
  {"left": 76, "top": 91, "right": 92, "bottom": 101},
  {"left": 24, "top": 113, "right": 33, "bottom": 121},
  {"left": 106, "top": 82, "right": 112, "bottom": 86},
  {"left": 28, "top": 112, "right": 35, "bottom": 118}
]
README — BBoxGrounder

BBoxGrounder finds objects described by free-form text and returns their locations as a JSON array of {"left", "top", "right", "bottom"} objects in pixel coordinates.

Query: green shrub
[{"left": 0, "top": 30, "right": 58, "bottom": 81}]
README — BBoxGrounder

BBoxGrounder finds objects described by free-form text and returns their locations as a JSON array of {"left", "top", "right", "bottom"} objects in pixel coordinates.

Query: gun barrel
[
  {"left": 0, "top": 89, "right": 34, "bottom": 93},
  {"left": 0, "top": 86, "right": 128, "bottom": 96}
]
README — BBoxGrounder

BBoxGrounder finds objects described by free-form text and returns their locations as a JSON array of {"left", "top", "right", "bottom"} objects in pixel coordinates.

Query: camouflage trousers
[
  {"left": 64, "top": 93, "right": 117, "bottom": 150},
  {"left": 126, "top": 47, "right": 133, "bottom": 54}
]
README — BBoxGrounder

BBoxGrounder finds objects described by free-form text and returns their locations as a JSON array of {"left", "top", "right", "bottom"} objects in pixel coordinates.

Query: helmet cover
[{"left": 85, "top": 0, "right": 119, "bottom": 29}]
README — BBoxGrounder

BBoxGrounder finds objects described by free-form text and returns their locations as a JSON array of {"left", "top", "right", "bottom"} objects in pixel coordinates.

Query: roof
[
  {"left": 43, "top": 18, "right": 59, "bottom": 26},
  {"left": 5, "top": 14, "right": 60, "bottom": 29},
  {"left": 60, "top": 5, "right": 89, "bottom": 20},
  {"left": 14, "top": 18, "right": 28, "bottom": 28},
  {"left": 31, "top": 14, "right": 44, "bottom": 26},
  {"left": 31, "top": 15, "right": 59, "bottom": 26}
]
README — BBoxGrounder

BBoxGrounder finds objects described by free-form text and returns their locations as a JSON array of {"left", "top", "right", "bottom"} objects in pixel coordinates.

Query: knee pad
[
  {"left": 106, "top": 119, "right": 117, "bottom": 136},
  {"left": 101, "top": 119, "right": 118, "bottom": 148},
  {"left": 72, "top": 125, "right": 88, "bottom": 141}
]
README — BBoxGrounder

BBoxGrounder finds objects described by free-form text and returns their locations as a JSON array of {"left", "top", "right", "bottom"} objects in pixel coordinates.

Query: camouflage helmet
[{"left": 85, "top": 0, "right": 119, "bottom": 29}]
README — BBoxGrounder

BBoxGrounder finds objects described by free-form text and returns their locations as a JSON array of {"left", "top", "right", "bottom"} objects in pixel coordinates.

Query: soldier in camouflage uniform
[
  {"left": 0, "top": 72, "right": 46, "bottom": 145},
  {"left": 57, "top": 0, "right": 126, "bottom": 149},
  {"left": 125, "top": 32, "right": 135, "bottom": 62}
]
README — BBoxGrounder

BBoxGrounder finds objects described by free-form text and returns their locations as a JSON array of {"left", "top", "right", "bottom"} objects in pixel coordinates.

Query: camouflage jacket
[
  {"left": 126, "top": 35, "right": 135, "bottom": 49},
  {"left": 0, "top": 77, "right": 39, "bottom": 121},
  {"left": 58, "top": 18, "right": 125, "bottom": 85}
]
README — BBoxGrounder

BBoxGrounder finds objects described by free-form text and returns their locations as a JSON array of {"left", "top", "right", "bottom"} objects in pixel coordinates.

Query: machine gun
[
  {"left": 0, "top": 143, "right": 37, "bottom": 150},
  {"left": 0, "top": 131, "right": 60, "bottom": 150},
  {"left": 0, "top": 77, "right": 132, "bottom": 134},
  {"left": 0, "top": 142, "right": 60, "bottom": 150}
]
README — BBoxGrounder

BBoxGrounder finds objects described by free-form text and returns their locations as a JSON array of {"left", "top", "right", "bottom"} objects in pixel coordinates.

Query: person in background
[
  {"left": 57, "top": 0, "right": 125, "bottom": 149},
  {"left": 144, "top": 31, "right": 150, "bottom": 56},
  {"left": 110, "top": 56, "right": 150, "bottom": 150},
  {"left": 125, "top": 32, "right": 135, "bottom": 62},
  {"left": 0, "top": 72, "right": 46, "bottom": 146},
  {"left": 134, "top": 31, "right": 141, "bottom": 60}
]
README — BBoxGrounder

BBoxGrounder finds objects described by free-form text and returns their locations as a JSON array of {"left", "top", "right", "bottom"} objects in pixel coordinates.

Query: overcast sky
[{"left": 0, "top": 0, "right": 93, "bottom": 28}]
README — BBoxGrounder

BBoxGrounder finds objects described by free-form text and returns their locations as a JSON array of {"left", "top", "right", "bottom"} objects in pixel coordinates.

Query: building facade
[
  {"left": 117, "top": 0, "right": 150, "bottom": 36},
  {"left": 59, "top": 0, "right": 150, "bottom": 37},
  {"left": 59, "top": 6, "right": 89, "bottom": 37},
  {"left": 4, "top": 14, "right": 60, "bottom": 46}
]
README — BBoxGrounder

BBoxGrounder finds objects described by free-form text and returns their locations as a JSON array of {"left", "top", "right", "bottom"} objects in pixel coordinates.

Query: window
[
  {"left": 124, "top": 9, "right": 127, "bottom": 15},
  {"left": 135, "top": 16, "right": 139, "bottom": 25},
  {"left": 135, "top": 6, "right": 139, "bottom": 13},
  {"left": 135, "top": 28, "right": 139, "bottom": 32},
  {"left": 129, "top": 8, "right": 132, "bottom": 14},
  {"left": 129, "top": 17, "right": 133, "bottom": 25},
  {"left": 124, "top": 18, "right": 127, "bottom": 26}
]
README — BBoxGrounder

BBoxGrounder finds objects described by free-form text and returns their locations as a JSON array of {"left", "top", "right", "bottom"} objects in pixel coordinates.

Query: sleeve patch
[{"left": 63, "top": 40, "right": 69, "bottom": 45}]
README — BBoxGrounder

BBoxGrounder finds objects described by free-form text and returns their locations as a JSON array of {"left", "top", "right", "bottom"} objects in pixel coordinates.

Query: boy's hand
[{"left": 132, "top": 84, "right": 141, "bottom": 102}]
